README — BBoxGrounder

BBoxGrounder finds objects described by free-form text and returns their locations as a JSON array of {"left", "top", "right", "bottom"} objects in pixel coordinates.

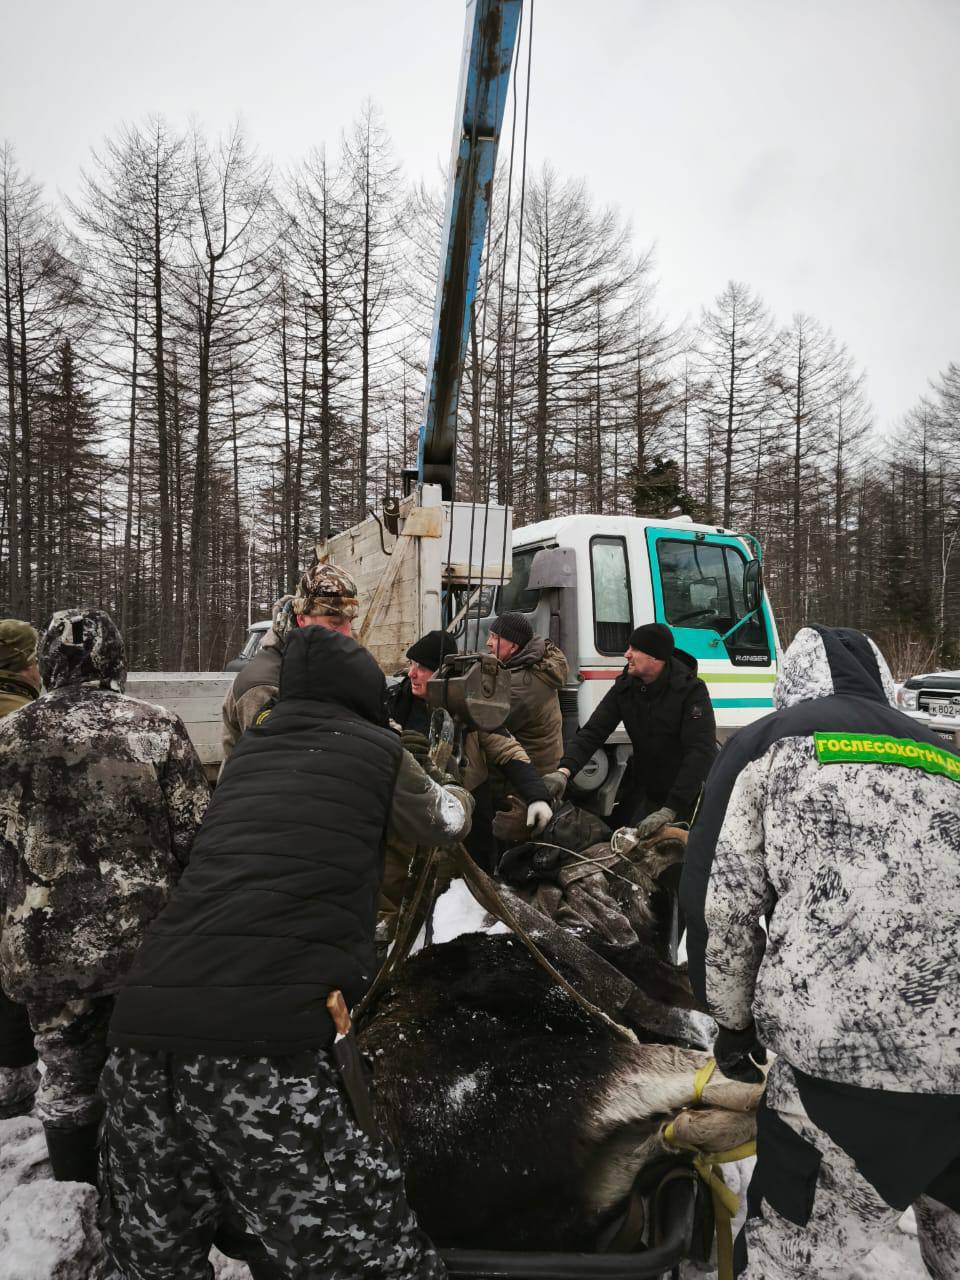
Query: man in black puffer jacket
[{"left": 100, "top": 627, "right": 472, "bottom": 1280}]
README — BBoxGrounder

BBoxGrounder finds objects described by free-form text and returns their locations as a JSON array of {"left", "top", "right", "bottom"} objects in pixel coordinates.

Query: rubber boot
[{"left": 43, "top": 1120, "right": 101, "bottom": 1185}]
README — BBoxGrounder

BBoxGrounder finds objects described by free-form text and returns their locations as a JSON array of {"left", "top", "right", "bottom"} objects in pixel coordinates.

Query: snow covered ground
[
  {"left": 0, "top": 1112, "right": 926, "bottom": 1280},
  {"left": 0, "top": 1113, "right": 251, "bottom": 1279}
]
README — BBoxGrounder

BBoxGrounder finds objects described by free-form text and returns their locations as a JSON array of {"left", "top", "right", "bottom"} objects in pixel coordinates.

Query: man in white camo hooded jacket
[{"left": 681, "top": 624, "right": 959, "bottom": 1280}]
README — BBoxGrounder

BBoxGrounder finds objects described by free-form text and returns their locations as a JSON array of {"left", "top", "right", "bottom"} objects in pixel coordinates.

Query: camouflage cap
[
  {"left": 0, "top": 619, "right": 39, "bottom": 672},
  {"left": 292, "top": 559, "right": 360, "bottom": 621},
  {"left": 38, "top": 608, "right": 127, "bottom": 692}
]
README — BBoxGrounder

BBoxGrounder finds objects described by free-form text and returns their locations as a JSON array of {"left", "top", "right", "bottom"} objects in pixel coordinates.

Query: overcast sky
[{"left": 3, "top": 0, "right": 958, "bottom": 431}]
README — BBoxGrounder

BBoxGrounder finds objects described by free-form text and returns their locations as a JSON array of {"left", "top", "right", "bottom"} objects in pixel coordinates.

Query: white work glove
[
  {"left": 609, "top": 826, "right": 641, "bottom": 857},
  {"left": 526, "top": 801, "right": 553, "bottom": 835},
  {"left": 635, "top": 806, "right": 677, "bottom": 840}
]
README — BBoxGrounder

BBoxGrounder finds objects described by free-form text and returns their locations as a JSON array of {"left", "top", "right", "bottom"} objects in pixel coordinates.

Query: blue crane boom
[{"left": 413, "top": 0, "right": 522, "bottom": 499}]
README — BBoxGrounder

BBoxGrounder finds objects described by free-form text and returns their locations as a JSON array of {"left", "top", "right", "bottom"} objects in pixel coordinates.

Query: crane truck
[
  {"left": 128, "top": 0, "right": 781, "bottom": 801},
  {"left": 307, "top": 0, "right": 781, "bottom": 818},
  {"left": 123, "top": 4, "right": 771, "bottom": 1272}
]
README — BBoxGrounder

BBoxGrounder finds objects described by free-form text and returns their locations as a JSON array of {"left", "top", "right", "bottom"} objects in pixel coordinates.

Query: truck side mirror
[
  {"left": 743, "top": 560, "right": 764, "bottom": 614},
  {"left": 527, "top": 546, "right": 577, "bottom": 590}
]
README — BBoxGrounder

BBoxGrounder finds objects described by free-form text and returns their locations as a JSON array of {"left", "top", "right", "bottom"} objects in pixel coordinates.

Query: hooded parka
[
  {"left": 681, "top": 624, "right": 960, "bottom": 1094},
  {"left": 501, "top": 637, "right": 568, "bottom": 773},
  {"left": 0, "top": 609, "right": 209, "bottom": 1007}
]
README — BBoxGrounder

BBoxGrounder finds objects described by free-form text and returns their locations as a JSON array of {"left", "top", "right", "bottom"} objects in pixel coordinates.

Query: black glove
[
  {"left": 714, "top": 1022, "right": 768, "bottom": 1084},
  {"left": 542, "top": 770, "right": 569, "bottom": 801},
  {"left": 401, "top": 731, "right": 443, "bottom": 783}
]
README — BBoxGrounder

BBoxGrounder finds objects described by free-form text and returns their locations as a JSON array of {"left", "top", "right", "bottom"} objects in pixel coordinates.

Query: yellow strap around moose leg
[
  {"left": 693, "top": 1057, "right": 717, "bottom": 1103},
  {"left": 663, "top": 1116, "right": 757, "bottom": 1280}
]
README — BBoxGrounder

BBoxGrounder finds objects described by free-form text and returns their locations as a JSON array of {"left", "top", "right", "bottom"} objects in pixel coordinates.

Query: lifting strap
[
  {"left": 663, "top": 1058, "right": 757, "bottom": 1280},
  {"left": 359, "top": 836, "right": 638, "bottom": 1044},
  {"left": 452, "top": 843, "right": 638, "bottom": 1043}
]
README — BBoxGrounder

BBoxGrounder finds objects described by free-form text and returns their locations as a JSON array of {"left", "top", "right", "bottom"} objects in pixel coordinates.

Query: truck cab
[{"left": 471, "top": 513, "right": 781, "bottom": 815}]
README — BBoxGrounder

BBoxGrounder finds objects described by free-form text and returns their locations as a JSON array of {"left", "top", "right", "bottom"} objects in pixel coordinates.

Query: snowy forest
[{"left": 1, "top": 114, "right": 958, "bottom": 673}]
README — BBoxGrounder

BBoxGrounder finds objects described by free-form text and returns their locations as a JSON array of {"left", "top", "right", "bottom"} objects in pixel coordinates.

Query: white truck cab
[{"left": 465, "top": 512, "right": 782, "bottom": 815}]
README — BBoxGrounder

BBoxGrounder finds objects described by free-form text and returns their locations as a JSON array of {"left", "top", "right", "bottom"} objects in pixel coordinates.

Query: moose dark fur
[{"left": 360, "top": 930, "right": 739, "bottom": 1252}]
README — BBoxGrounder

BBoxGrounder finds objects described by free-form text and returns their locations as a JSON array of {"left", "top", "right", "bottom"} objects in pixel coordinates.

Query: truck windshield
[
  {"left": 241, "top": 629, "right": 266, "bottom": 659},
  {"left": 656, "top": 539, "right": 768, "bottom": 656}
]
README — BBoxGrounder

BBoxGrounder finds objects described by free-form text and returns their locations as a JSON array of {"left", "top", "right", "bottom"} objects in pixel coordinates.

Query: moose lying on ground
[{"left": 359, "top": 815, "right": 764, "bottom": 1253}]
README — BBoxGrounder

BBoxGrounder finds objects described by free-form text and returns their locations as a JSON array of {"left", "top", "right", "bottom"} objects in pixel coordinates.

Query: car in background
[
  {"left": 896, "top": 669, "right": 960, "bottom": 746},
  {"left": 223, "top": 620, "right": 271, "bottom": 672}
]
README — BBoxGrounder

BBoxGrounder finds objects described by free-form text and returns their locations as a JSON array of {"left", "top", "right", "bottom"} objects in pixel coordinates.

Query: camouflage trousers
[
  {"left": 17, "top": 993, "right": 114, "bottom": 1127},
  {"left": 736, "top": 1058, "right": 960, "bottom": 1279},
  {"left": 0, "top": 986, "right": 39, "bottom": 1116},
  {"left": 98, "top": 1047, "right": 447, "bottom": 1280}
]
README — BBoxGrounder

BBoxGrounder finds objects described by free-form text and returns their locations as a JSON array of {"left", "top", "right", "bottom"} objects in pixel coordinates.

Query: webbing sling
[
  {"left": 663, "top": 1058, "right": 757, "bottom": 1280},
  {"left": 359, "top": 837, "right": 638, "bottom": 1044}
]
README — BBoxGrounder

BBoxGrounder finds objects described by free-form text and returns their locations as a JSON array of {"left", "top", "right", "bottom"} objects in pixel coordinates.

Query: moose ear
[{"left": 313, "top": 545, "right": 328, "bottom": 566}]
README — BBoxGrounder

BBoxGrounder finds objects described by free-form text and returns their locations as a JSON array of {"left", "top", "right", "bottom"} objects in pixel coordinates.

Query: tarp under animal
[{"left": 357, "top": 803, "right": 764, "bottom": 1278}]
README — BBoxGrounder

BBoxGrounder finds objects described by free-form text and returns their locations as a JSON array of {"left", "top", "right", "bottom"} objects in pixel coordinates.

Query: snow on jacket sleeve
[
  {"left": 387, "top": 748, "right": 474, "bottom": 848},
  {"left": 681, "top": 751, "right": 774, "bottom": 1031},
  {"left": 665, "top": 679, "right": 717, "bottom": 813},
  {"left": 558, "top": 683, "right": 622, "bottom": 777}
]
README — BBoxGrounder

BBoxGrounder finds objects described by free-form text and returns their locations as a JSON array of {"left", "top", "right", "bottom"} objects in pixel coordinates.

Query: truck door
[{"left": 645, "top": 529, "right": 776, "bottom": 671}]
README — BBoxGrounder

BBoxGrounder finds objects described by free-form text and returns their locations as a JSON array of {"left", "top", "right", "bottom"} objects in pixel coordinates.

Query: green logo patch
[{"left": 814, "top": 732, "right": 960, "bottom": 782}]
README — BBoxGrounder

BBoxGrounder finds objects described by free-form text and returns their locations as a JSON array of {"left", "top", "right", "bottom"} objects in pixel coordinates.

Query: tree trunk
[
  {"left": 2, "top": 193, "right": 20, "bottom": 612},
  {"left": 120, "top": 263, "right": 139, "bottom": 634},
  {"left": 16, "top": 249, "right": 32, "bottom": 613},
  {"left": 152, "top": 141, "right": 174, "bottom": 666}
]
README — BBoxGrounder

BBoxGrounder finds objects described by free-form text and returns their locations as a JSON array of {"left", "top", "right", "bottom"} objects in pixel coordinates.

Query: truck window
[
  {"left": 499, "top": 547, "right": 540, "bottom": 614},
  {"left": 590, "top": 537, "right": 633, "bottom": 654},
  {"left": 656, "top": 539, "right": 767, "bottom": 653}
]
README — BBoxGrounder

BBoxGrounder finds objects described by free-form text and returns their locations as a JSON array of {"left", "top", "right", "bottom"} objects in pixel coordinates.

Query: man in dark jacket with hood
[
  {"left": 0, "top": 608, "right": 209, "bottom": 1182},
  {"left": 680, "top": 625, "right": 960, "bottom": 1279},
  {"left": 547, "top": 623, "right": 716, "bottom": 836},
  {"left": 100, "top": 626, "right": 473, "bottom": 1279}
]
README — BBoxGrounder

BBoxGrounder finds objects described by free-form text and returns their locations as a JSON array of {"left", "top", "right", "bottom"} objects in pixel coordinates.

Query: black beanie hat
[
  {"left": 406, "top": 629, "right": 459, "bottom": 672},
  {"left": 628, "top": 623, "right": 674, "bottom": 661},
  {"left": 489, "top": 611, "right": 534, "bottom": 649}
]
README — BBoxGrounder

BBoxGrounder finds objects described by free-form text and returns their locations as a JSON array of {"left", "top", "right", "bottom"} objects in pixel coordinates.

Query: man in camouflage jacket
[
  {"left": 0, "top": 608, "right": 209, "bottom": 1183},
  {"left": 0, "top": 619, "right": 42, "bottom": 1120},
  {"left": 221, "top": 557, "right": 360, "bottom": 761},
  {"left": 681, "top": 626, "right": 960, "bottom": 1279}
]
